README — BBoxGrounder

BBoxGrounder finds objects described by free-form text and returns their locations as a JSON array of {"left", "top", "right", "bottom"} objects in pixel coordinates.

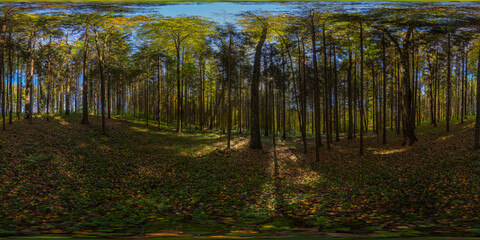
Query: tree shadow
[
  {"left": 1, "top": 114, "right": 272, "bottom": 235},
  {"left": 278, "top": 118, "right": 480, "bottom": 230}
]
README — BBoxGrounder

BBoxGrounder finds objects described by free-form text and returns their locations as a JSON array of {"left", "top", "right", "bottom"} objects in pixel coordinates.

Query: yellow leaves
[
  {"left": 209, "top": 235, "right": 244, "bottom": 239},
  {"left": 222, "top": 217, "right": 235, "bottom": 223},
  {"left": 146, "top": 233, "right": 186, "bottom": 238},
  {"left": 73, "top": 230, "right": 92, "bottom": 234},
  {"left": 231, "top": 230, "right": 259, "bottom": 233},
  {"left": 104, "top": 16, "right": 137, "bottom": 30}
]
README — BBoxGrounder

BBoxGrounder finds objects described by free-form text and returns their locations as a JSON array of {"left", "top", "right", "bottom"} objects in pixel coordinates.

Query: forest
[{"left": 1, "top": 1, "right": 480, "bottom": 239}]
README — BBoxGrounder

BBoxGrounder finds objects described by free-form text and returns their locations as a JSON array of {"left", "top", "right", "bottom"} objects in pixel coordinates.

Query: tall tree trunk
[
  {"left": 348, "top": 47, "right": 353, "bottom": 139},
  {"left": 446, "top": 33, "right": 451, "bottom": 132},
  {"left": 0, "top": 22, "right": 5, "bottom": 130},
  {"left": 249, "top": 26, "right": 267, "bottom": 149},
  {"left": 382, "top": 36, "right": 387, "bottom": 144},
  {"left": 227, "top": 32, "right": 233, "bottom": 149},
  {"left": 464, "top": 47, "right": 468, "bottom": 119},
  {"left": 381, "top": 26, "right": 416, "bottom": 145},
  {"left": 475, "top": 41, "right": 480, "bottom": 149},
  {"left": 81, "top": 26, "right": 90, "bottom": 125},
  {"left": 396, "top": 56, "right": 401, "bottom": 134},
  {"left": 411, "top": 37, "right": 416, "bottom": 129},
  {"left": 390, "top": 64, "right": 394, "bottom": 130},
  {"left": 428, "top": 54, "right": 434, "bottom": 125},
  {"left": 323, "top": 24, "right": 330, "bottom": 150},
  {"left": 25, "top": 31, "right": 36, "bottom": 125},
  {"left": 311, "top": 16, "right": 322, "bottom": 162},
  {"left": 158, "top": 56, "right": 162, "bottom": 125},
  {"left": 354, "top": 56, "right": 357, "bottom": 138},
  {"left": 145, "top": 72, "right": 149, "bottom": 126},
  {"left": 199, "top": 57, "right": 204, "bottom": 129},
  {"left": 46, "top": 37, "right": 52, "bottom": 121},
  {"left": 94, "top": 28, "right": 107, "bottom": 135},
  {"left": 461, "top": 44, "right": 465, "bottom": 124},
  {"left": 359, "top": 21, "right": 364, "bottom": 155},
  {"left": 300, "top": 34, "right": 307, "bottom": 153},
  {"left": 433, "top": 43, "right": 439, "bottom": 127},
  {"left": 333, "top": 40, "right": 339, "bottom": 141},
  {"left": 107, "top": 72, "right": 111, "bottom": 119},
  {"left": 400, "top": 52, "right": 416, "bottom": 145},
  {"left": 175, "top": 38, "right": 182, "bottom": 133},
  {"left": 282, "top": 64, "right": 286, "bottom": 139},
  {"left": 16, "top": 57, "right": 20, "bottom": 120},
  {"left": 8, "top": 31, "right": 12, "bottom": 124},
  {"left": 65, "top": 59, "right": 71, "bottom": 115}
]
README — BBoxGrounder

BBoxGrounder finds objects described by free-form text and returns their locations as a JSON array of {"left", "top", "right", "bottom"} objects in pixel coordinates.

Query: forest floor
[{"left": 0, "top": 114, "right": 479, "bottom": 239}]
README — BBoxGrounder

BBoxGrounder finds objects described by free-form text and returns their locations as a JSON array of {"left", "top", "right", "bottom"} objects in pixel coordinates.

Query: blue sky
[{"left": 131, "top": 2, "right": 293, "bottom": 22}]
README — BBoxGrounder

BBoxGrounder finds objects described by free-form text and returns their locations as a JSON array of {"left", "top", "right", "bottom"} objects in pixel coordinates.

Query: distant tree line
[{"left": 2, "top": 3, "right": 480, "bottom": 156}]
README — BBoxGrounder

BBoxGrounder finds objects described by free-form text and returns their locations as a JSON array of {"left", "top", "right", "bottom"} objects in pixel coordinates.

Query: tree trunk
[
  {"left": 25, "top": 31, "right": 36, "bottom": 124},
  {"left": 382, "top": 36, "right": 387, "bottom": 144},
  {"left": 65, "top": 59, "right": 71, "bottom": 115},
  {"left": 158, "top": 56, "right": 162, "bottom": 125},
  {"left": 227, "top": 32, "right": 233, "bottom": 149},
  {"left": 199, "top": 57, "right": 204, "bottom": 129},
  {"left": 94, "top": 28, "right": 107, "bottom": 135},
  {"left": 381, "top": 26, "right": 416, "bottom": 145},
  {"left": 475, "top": 41, "right": 480, "bottom": 149},
  {"left": 175, "top": 38, "right": 182, "bottom": 133},
  {"left": 348, "top": 48, "right": 353, "bottom": 139},
  {"left": 359, "top": 21, "right": 364, "bottom": 155},
  {"left": 311, "top": 17, "right": 322, "bottom": 162},
  {"left": 333, "top": 39, "right": 339, "bottom": 141},
  {"left": 46, "top": 37, "right": 52, "bottom": 121},
  {"left": 249, "top": 26, "right": 267, "bottom": 149},
  {"left": 0, "top": 22, "right": 5, "bottom": 130},
  {"left": 16, "top": 57, "right": 20, "bottom": 120},
  {"left": 107, "top": 72, "right": 111, "bottom": 119},
  {"left": 81, "top": 26, "right": 90, "bottom": 125},
  {"left": 8, "top": 31, "right": 13, "bottom": 125},
  {"left": 461, "top": 44, "right": 465, "bottom": 124},
  {"left": 446, "top": 33, "right": 451, "bottom": 132},
  {"left": 323, "top": 24, "right": 330, "bottom": 150}
]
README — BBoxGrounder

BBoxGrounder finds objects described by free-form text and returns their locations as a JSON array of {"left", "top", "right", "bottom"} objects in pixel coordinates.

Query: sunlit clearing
[
  {"left": 130, "top": 126, "right": 149, "bottom": 133},
  {"left": 373, "top": 148, "right": 407, "bottom": 155},
  {"left": 437, "top": 134, "right": 455, "bottom": 142},
  {"left": 59, "top": 120, "right": 70, "bottom": 126}
]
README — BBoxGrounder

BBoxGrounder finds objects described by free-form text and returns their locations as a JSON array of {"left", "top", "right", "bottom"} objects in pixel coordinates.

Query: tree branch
[{"left": 375, "top": 26, "right": 401, "bottom": 53}]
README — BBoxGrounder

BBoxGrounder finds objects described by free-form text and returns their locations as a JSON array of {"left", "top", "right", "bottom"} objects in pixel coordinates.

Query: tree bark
[
  {"left": 380, "top": 26, "right": 417, "bottom": 145},
  {"left": 25, "top": 31, "right": 36, "bottom": 124},
  {"left": 81, "top": 26, "right": 90, "bottom": 124},
  {"left": 323, "top": 24, "right": 330, "bottom": 150},
  {"left": 94, "top": 27, "right": 107, "bottom": 135},
  {"left": 311, "top": 15, "right": 322, "bottom": 162},
  {"left": 175, "top": 36, "right": 182, "bottom": 133},
  {"left": 359, "top": 21, "right": 364, "bottom": 155},
  {"left": 382, "top": 36, "right": 387, "bottom": 144},
  {"left": 333, "top": 39, "right": 339, "bottom": 141},
  {"left": 8, "top": 31, "right": 13, "bottom": 125},
  {"left": 446, "top": 33, "right": 451, "bottom": 132},
  {"left": 0, "top": 22, "right": 5, "bottom": 130},
  {"left": 249, "top": 26, "right": 267, "bottom": 149},
  {"left": 227, "top": 31, "right": 233, "bottom": 149},
  {"left": 348, "top": 48, "right": 353, "bottom": 139},
  {"left": 475, "top": 43, "right": 480, "bottom": 149}
]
